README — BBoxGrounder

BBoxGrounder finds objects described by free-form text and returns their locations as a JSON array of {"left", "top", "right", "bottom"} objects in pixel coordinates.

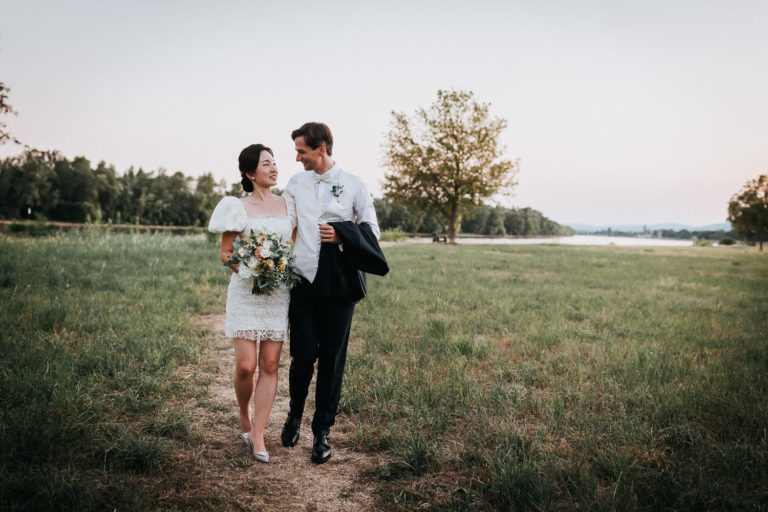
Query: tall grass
[
  {"left": 0, "top": 232, "right": 225, "bottom": 510},
  {"left": 2, "top": 233, "right": 766, "bottom": 510},
  {"left": 345, "top": 244, "right": 768, "bottom": 510}
]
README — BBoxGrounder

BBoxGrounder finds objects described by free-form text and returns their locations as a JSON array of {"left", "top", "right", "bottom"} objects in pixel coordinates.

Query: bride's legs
[
  {"left": 251, "top": 339, "right": 283, "bottom": 452},
  {"left": 234, "top": 339, "right": 258, "bottom": 433}
]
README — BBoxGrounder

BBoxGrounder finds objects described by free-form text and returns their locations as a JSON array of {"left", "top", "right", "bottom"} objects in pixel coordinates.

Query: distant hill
[{"left": 564, "top": 222, "right": 732, "bottom": 233}]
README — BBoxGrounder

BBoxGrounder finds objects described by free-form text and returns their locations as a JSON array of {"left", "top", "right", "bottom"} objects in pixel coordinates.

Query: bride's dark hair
[{"left": 238, "top": 144, "right": 273, "bottom": 193}]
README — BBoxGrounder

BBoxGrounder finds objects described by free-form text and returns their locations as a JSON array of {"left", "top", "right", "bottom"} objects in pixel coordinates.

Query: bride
[{"left": 208, "top": 144, "right": 296, "bottom": 463}]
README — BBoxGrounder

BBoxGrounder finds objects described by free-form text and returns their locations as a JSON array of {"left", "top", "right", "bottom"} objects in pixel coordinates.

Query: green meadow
[
  {"left": 348, "top": 243, "right": 767, "bottom": 510},
  {"left": 1, "top": 233, "right": 766, "bottom": 510},
  {"left": 0, "top": 232, "right": 221, "bottom": 510}
]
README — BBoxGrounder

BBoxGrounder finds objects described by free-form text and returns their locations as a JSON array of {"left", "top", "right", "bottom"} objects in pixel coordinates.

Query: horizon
[{"left": 1, "top": 1, "right": 766, "bottom": 227}]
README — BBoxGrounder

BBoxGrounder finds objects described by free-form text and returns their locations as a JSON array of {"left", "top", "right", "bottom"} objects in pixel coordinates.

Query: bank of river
[{"left": 404, "top": 235, "right": 695, "bottom": 247}]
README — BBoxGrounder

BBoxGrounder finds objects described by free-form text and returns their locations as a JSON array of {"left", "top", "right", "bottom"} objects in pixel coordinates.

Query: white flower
[
  {"left": 238, "top": 264, "right": 252, "bottom": 280},
  {"left": 237, "top": 247, "right": 247, "bottom": 257},
  {"left": 260, "top": 247, "right": 272, "bottom": 259}
]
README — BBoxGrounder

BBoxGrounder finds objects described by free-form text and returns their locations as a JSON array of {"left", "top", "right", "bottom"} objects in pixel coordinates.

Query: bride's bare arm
[{"left": 220, "top": 231, "right": 240, "bottom": 272}]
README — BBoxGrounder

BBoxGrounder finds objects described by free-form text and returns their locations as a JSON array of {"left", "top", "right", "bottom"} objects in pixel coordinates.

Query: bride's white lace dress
[{"left": 208, "top": 195, "right": 296, "bottom": 341}]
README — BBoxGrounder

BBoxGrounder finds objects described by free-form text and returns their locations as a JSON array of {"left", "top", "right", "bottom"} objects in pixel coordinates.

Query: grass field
[
  {"left": 1, "top": 233, "right": 766, "bottom": 510},
  {"left": 348, "top": 243, "right": 768, "bottom": 510},
  {"left": 0, "top": 232, "right": 223, "bottom": 510}
]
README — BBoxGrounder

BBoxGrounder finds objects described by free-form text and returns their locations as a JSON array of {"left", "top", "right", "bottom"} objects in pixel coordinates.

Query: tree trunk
[{"left": 447, "top": 203, "right": 459, "bottom": 243}]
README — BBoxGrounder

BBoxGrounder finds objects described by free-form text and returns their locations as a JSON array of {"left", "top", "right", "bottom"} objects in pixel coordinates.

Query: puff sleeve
[
  {"left": 208, "top": 196, "right": 247, "bottom": 233},
  {"left": 284, "top": 193, "right": 298, "bottom": 231}
]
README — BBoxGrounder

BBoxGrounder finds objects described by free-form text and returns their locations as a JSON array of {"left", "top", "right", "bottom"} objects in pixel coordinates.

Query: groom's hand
[{"left": 318, "top": 223, "right": 340, "bottom": 244}]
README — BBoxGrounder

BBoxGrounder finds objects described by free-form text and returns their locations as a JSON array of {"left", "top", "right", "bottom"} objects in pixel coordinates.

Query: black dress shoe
[
  {"left": 311, "top": 433, "right": 331, "bottom": 464},
  {"left": 281, "top": 416, "right": 301, "bottom": 447}
]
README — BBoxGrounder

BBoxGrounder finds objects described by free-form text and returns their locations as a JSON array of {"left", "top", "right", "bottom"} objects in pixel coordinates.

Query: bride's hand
[{"left": 221, "top": 251, "right": 238, "bottom": 273}]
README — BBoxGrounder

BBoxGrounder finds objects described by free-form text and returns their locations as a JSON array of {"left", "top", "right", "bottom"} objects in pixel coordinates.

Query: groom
[{"left": 282, "top": 122, "right": 386, "bottom": 463}]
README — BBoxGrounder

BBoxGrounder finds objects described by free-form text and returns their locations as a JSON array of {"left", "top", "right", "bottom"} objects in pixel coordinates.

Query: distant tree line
[
  {"left": 1, "top": 148, "right": 572, "bottom": 236},
  {"left": 656, "top": 229, "right": 736, "bottom": 240},
  {"left": 0, "top": 149, "right": 225, "bottom": 226},
  {"left": 375, "top": 199, "right": 573, "bottom": 236},
  {"left": 589, "top": 228, "right": 736, "bottom": 240}
]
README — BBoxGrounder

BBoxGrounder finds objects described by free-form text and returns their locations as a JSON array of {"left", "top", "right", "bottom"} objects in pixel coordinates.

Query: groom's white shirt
[{"left": 285, "top": 164, "right": 380, "bottom": 283}]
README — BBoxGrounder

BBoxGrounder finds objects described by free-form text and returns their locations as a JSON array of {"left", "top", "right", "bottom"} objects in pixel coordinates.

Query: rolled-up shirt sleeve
[{"left": 354, "top": 182, "right": 380, "bottom": 240}]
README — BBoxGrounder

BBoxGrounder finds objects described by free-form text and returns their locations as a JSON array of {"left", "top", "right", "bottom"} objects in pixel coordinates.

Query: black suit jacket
[{"left": 313, "top": 222, "right": 389, "bottom": 303}]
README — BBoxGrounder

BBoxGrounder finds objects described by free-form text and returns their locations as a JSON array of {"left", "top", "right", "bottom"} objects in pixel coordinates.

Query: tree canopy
[
  {"left": 727, "top": 174, "right": 768, "bottom": 251},
  {"left": 382, "top": 89, "right": 519, "bottom": 242},
  {"left": 0, "top": 149, "right": 228, "bottom": 226}
]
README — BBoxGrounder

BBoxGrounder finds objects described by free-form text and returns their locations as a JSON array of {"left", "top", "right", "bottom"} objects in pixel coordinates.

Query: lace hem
[{"left": 227, "top": 329, "right": 287, "bottom": 342}]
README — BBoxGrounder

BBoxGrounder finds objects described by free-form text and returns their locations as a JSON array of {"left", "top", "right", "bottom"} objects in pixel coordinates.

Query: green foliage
[
  {"left": 0, "top": 82, "right": 21, "bottom": 145},
  {"left": 719, "top": 237, "right": 736, "bottom": 245},
  {"left": 461, "top": 204, "right": 573, "bottom": 236},
  {"left": 374, "top": 197, "right": 444, "bottom": 233},
  {"left": 728, "top": 174, "right": 768, "bottom": 251},
  {"left": 0, "top": 232, "right": 225, "bottom": 510},
  {"left": 657, "top": 228, "right": 736, "bottom": 240},
  {"left": 375, "top": 198, "right": 573, "bottom": 236},
  {"left": 0, "top": 149, "right": 231, "bottom": 226},
  {"left": 7, "top": 220, "right": 60, "bottom": 236},
  {"left": 379, "top": 228, "right": 408, "bottom": 242},
  {"left": 382, "top": 89, "right": 519, "bottom": 242},
  {"left": 348, "top": 244, "right": 768, "bottom": 510}
]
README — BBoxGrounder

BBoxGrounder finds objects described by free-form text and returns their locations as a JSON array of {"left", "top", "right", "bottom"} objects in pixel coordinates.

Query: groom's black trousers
[{"left": 288, "top": 277, "right": 355, "bottom": 435}]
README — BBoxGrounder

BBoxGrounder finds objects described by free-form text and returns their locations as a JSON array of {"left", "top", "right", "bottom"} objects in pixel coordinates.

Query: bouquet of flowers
[{"left": 225, "top": 229, "right": 303, "bottom": 295}]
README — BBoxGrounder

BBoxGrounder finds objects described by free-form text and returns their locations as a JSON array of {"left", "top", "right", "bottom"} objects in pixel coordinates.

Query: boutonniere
[{"left": 331, "top": 184, "right": 344, "bottom": 199}]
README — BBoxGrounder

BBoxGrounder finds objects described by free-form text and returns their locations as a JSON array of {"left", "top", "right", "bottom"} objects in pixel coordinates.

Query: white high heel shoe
[
  {"left": 242, "top": 432, "right": 269, "bottom": 463},
  {"left": 252, "top": 449, "right": 269, "bottom": 463}
]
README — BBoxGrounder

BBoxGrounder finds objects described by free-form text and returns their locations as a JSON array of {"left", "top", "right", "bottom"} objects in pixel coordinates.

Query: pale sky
[{"left": 2, "top": 0, "right": 766, "bottom": 226}]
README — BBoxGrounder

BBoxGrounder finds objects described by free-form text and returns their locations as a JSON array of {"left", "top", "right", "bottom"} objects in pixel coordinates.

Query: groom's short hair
[{"left": 291, "top": 122, "right": 333, "bottom": 156}]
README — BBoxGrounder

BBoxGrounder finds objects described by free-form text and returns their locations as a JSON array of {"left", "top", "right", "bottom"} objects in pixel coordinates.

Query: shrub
[
  {"left": 7, "top": 221, "right": 59, "bottom": 236},
  {"left": 380, "top": 228, "right": 408, "bottom": 242},
  {"left": 719, "top": 237, "right": 736, "bottom": 246}
]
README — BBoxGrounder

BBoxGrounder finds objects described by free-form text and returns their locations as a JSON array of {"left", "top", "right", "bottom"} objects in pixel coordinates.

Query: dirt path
[{"left": 157, "top": 314, "right": 379, "bottom": 511}]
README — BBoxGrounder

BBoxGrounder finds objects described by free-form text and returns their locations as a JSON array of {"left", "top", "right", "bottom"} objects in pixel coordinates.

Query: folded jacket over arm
[{"left": 313, "top": 221, "right": 389, "bottom": 303}]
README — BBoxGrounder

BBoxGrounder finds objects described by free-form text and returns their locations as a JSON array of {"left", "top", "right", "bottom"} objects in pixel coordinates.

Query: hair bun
[{"left": 241, "top": 174, "right": 254, "bottom": 193}]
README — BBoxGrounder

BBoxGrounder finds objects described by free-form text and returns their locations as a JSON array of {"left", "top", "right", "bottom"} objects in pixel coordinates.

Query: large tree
[
  {"left": 728, "top": 174, "right": 768, "bottom": 251},
  {"left": 382, "top": 89, "right": 519, "bottom": 242}
]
